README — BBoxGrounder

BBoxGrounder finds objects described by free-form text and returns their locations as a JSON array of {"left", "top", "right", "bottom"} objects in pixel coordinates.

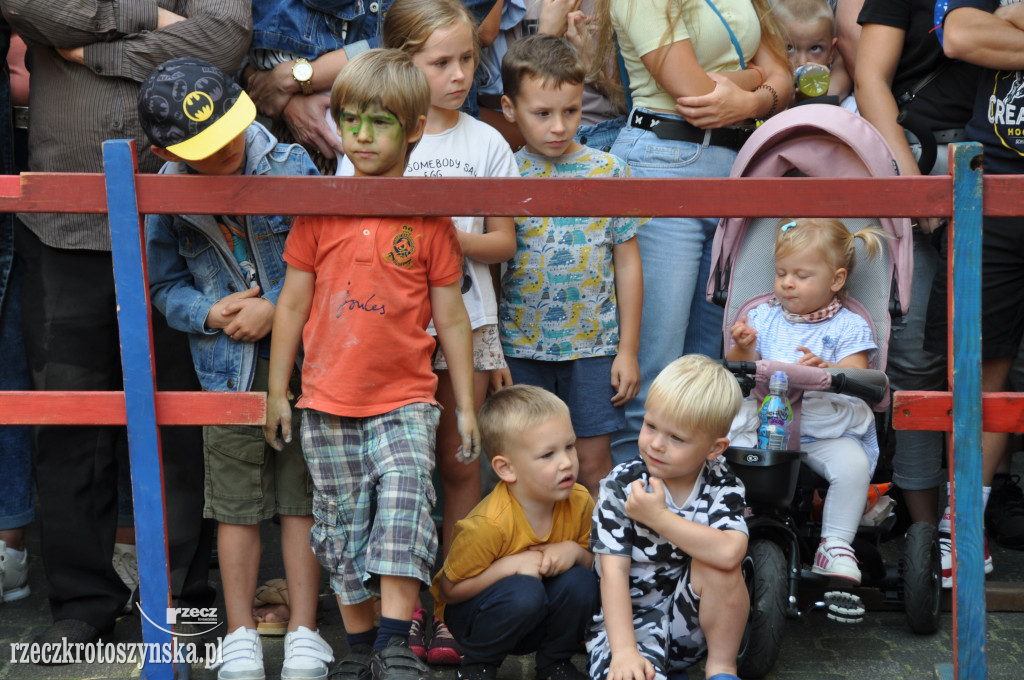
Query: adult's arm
[
  {"left": 943, "top": 5, "right": 1024, "bottom": 70},
  {"left": 854, "top": 23, "right": 922, "bottom": 177},
  {"left": 836, "top": 0, "right": 865, "bottom": 81},
  {"left": 5, "top": 0, "right": 252, "bottom": 81}
]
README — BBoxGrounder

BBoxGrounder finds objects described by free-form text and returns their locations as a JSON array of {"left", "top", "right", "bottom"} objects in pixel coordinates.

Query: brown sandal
[{"left": 252, "top": 578, "right": 290, "bottom": 636}]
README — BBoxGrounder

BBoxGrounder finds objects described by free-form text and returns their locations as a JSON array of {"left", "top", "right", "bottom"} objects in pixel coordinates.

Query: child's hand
[
  {"left": 608, "top": 649, "right": 655, "bottom": 680},
  {"left": 610, "top": 353, "right": 640, "bottom": 407},
  {"left": 564, "top": 12, "right": 597, "bottom": 70},
  {"left": 221, "top": 289, "right": 275, "bottom": 343},
  {"left": 264, "top": 392, "right": 294, "bottom": 451},
  {"left": 497, "top": 550, "right": 544, "bottom": 580},
  {"left": 206, "top": 287, "right": 266, "bottom": 337},
  {"left": 489, "top": 367, "right": 514, "bottom": 395},
  {"left": 625, "top": 478, "right": 670, "bottom": 529},
  {"left": 527, "top": 541, "right": 583, "bottom": 577},
  {"left": 455, "top": 408, "right": 481, "bottom": 464},
  {"left": 730, "top": 316, "right": 757, "bottom": 352},
  {"left": 796, "top": 346, "right": 832, "bottom": 368},
  {"left": 538, "top": 0, "right": 583, "bottom": 36}
]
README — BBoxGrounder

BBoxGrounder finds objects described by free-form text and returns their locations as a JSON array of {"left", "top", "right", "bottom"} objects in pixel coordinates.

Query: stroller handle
[{"left": 720, "top": 360, "right": 889, "bottom": 405}]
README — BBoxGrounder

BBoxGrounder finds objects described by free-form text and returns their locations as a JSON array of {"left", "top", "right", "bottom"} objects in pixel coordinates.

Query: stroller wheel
[
  {"left": 738, "top": 539, "right": 787, "bottom": 679},
  {"left": 901, "top": 521, "right": 942, "bottom": 634}
]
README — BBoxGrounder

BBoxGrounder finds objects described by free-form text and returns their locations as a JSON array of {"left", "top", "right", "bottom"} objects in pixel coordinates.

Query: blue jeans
[
  {"left": 575, "top": 116, "right": 627, "bottom": 153},
  {"left": 609, "top": 111, "right": 734, "bottom": 464},
  {"left": 0, "top": 256, "right": 33, "bottom": 530},
  {"left": 444, "top": 566, "right": 599, "bottom": 669}
]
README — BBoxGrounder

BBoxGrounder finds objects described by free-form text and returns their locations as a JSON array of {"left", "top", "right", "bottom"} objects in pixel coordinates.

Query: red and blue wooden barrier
[{"left": 0, "top": 139, "right": 1017, "bottom": 679}]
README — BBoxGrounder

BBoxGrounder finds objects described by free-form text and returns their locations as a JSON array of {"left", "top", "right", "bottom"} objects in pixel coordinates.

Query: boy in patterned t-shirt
[
  {"left": 586, "top": 355, "right": 748, "bottom": 680},
  {"left": 497, "top": 34, "right": 644, "bottom": 497}
]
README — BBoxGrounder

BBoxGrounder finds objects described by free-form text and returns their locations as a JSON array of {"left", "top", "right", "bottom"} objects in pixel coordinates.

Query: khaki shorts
[
  {"left": 203, "top": 359, "right": 312, "bottom": 524},
  {"left": 433, "top": 323, "right": 506, "bottom": 371}
]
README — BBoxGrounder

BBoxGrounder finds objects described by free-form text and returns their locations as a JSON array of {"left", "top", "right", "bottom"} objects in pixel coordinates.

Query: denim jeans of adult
[
  {"left": 575, "top": 115, "right": 627, "bottom": 153},
  {"left": 0, "top": 254, "right": 33, "bottom": 530},
  {"left": 608, "top": 114, "right": 734, "bottom": 464},
  {"left": 444, "top": 566, "right": 599, "bottom": 670},
  {"left": 16, "top": 223, "right": 214, "bottom": 629}
]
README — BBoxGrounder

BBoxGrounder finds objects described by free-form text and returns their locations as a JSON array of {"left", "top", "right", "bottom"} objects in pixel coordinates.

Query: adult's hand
[
  {"left": 247, "top": 61, "right": 298, "bottom": 119},
  {"left": 282, "top": 92, "right": 346, "bottom": 159},
  {"left": 674, "top": 72, "right": 755, "bottom": 128}
]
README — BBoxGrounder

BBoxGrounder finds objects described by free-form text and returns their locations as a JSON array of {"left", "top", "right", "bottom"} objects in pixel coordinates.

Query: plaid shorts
[{"left": 301, "top": 403, "right": 440, "bottom": 604}]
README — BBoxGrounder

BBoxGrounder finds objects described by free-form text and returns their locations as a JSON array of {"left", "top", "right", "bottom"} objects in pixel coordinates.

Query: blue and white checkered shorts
[{"left": 301, "top": 403, "right": 440, "bottom": 604}]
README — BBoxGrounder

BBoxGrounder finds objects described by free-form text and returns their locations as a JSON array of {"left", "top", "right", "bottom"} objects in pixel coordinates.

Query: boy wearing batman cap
[{"left": 139, "top": 57, "right": 330, "bottom": 680}]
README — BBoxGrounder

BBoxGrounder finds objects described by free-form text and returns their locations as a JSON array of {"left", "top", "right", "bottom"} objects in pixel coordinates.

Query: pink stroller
[{"left": 704, "top": 105, "right": 938, "bottom": 678}]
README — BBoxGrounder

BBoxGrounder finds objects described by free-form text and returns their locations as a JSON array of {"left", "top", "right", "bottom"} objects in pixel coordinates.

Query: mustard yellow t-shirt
[
  {"left": 430, "top": 481, "right": 595, "bottom": 622},
  {"left": 611, "top": 0, "right": 761, "bottom": 112}
]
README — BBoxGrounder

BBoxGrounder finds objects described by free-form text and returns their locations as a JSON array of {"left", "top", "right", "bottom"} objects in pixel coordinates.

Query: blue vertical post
[
  {"left": 949, "top": 142, "right": 986, "bottom": 680},
  {"left": 103, "top": 140, "right": 178, "bottom": 680}
]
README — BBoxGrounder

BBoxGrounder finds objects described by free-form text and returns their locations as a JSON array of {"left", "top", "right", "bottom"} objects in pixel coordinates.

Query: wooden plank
[
  {"left": 0, "top": 172, "right": 1016, "bottom": 219},
  {"left": 104, "top": 140, "right": 176, "bottom": 680},
  {"left": 0, "top": 172, "right": 109, "bottom": 212},
  {"left": 0, "top": 391, "right": 266, "bottom": 425},
  {"left": 131, "top": 174, "right": 954, "bottom": 217},
  {"left": 948, "top": 142, "right": 986, "bottom": 680},
  {"left": 893, "top": 391, "right": 1024, "bottom": 432}
]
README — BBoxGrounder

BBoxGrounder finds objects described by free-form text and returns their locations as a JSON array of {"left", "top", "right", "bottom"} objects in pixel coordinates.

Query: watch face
[{"left": 293, "top": 61, "right": 313, "bottom": 81}]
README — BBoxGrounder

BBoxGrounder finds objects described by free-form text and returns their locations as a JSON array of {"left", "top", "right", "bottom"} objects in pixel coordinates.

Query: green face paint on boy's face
[{"left": 340, "top": 103, "right": 409, "bottom": 177}]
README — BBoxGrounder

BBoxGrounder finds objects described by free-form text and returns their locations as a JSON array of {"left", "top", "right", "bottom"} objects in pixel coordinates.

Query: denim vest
[{"left": 145, "top": 122, "right": 319, "bottom": 392}]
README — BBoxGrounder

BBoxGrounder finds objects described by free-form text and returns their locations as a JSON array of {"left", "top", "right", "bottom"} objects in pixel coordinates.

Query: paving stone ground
[{"left": 3, "top": 468, "right": 1023, "bottom": 680}]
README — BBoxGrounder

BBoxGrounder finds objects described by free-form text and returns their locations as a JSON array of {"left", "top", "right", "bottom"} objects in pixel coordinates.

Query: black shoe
[
  {"left": 329, "top": 643, "right": 375, "bottom": 680},
  {"left": 458, "top": 662, "right": 499, "bottom": 680},
  {"left": 33, "top": 619, "right": 106, "bottom": 665},
  {"left": 536, "top": 660, "right": 589, "bottom": 680},
  {"left": 371, "top": 636, "right": 429, "bottom": 680},
  {"left": 986, "top": 473, "right": 1024, "bottom": 549}
]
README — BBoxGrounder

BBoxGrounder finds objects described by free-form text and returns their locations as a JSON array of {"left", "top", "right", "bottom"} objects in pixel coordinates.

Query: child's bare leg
[
  {"left": 575, "top": 434, "right": 613, "bottom": 497},
  {"left": 280, "top": 514, "right": 319, "bottom": 631},
  {"left": 380, "top": 574, "right": 421, "bottom": 622},
  {"left": 219, "top": 522, "right": 260, "bottom": 631},
  {"left": 691, "top": 559, "right": 747, "bottom": 678},
  {"left": 337, "top": 597, "right": 377, "bottom": 634},
  {"left": 435, "top": 369, "right": 489, "bottom": 556}
]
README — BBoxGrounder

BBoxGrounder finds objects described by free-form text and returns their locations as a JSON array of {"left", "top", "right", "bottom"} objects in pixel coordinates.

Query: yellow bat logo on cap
[{"left": 183, "top": 91, "right": 215, "bottom": 122}]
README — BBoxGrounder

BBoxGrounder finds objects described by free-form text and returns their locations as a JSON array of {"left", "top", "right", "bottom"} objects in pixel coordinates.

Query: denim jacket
[
  {"left": 146, "top": 121, "right": 318, "bottom": 392},
  {"left": 251, "top": 0, "right": 496, "bottom": 62},
  {"left": 0, "top": 18, "right": 13, "bottom": 309}
]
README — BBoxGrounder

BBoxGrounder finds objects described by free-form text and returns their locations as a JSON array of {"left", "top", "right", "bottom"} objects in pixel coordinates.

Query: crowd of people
[{"left": 1, "top": 1, "right": 1023, "bottom": 680}]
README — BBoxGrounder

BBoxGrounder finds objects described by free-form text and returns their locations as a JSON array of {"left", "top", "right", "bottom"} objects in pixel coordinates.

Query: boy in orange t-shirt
[{"left": 264, "top": 49, "right": 480, "bottom": 679}]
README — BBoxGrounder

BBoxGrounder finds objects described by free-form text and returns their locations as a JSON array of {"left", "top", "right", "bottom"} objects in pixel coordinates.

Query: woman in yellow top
[{"left": 594, "top": 0, "right": 791, "bottom": 464}]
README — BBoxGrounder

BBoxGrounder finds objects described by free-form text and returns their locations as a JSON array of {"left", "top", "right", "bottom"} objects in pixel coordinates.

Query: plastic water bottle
[{"left": 757, "top": 371, "right": 793, "bottom": 450}]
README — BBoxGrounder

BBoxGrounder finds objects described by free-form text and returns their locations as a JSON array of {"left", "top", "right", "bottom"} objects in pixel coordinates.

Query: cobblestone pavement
[
  {"left": 4, "top": 473, "right": 1024, "bottom": 680},
  {"left": 2, "top": 521, "right": 1022, "bottom": 680}
]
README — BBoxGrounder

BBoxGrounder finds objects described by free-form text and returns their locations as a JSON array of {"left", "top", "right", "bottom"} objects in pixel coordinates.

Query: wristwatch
[{"left": 291, "top": 58, "right": 314, "bottom": 95}]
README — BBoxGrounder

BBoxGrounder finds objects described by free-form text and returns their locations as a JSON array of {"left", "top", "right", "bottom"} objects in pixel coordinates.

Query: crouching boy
[
  {"left": 140, "top": 58, "right": 329, "bottom": 680},
  {"left": 431, "top": 385, "right": 599, "bottom": 680},
  {"left": 587, "top": 355, "right": 747, "bottom": 680}
]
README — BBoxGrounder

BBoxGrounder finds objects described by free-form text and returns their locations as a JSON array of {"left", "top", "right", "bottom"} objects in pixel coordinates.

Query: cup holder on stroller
[{"left": 724, "top": 446, "right": 807, "bottom": 509}]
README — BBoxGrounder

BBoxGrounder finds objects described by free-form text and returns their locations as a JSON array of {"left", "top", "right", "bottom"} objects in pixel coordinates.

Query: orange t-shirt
[{"left": 283, "top": 214, "right": 463, "bottom": 417}]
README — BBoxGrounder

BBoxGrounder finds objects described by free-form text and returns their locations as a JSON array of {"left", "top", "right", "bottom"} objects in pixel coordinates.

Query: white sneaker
[
  {"left": 939, "top": 510, "right": 994, "bottom": 589},
  {"left": 0, "top": 540, "right": 30, "bottom": 603},
  {"left": 282, "top": 626, "right": 334, "bottom": 679},
  {"left": 112, "top": 543, "right": 139, "bottom": 614},
  {"left": 811, "top": 537, "right": 861, "bottom": 585},
  {"left": 217, "top": 627, "right": 265, "bottom": 680}
]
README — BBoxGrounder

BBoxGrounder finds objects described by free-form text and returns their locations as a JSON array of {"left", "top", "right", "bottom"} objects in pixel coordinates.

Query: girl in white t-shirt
[
  {"left": 727, "top": 217, "right": 886, "bottom": 587},
  {"left": 336, "top": 0, "right": 518, "bottom": 663}
]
